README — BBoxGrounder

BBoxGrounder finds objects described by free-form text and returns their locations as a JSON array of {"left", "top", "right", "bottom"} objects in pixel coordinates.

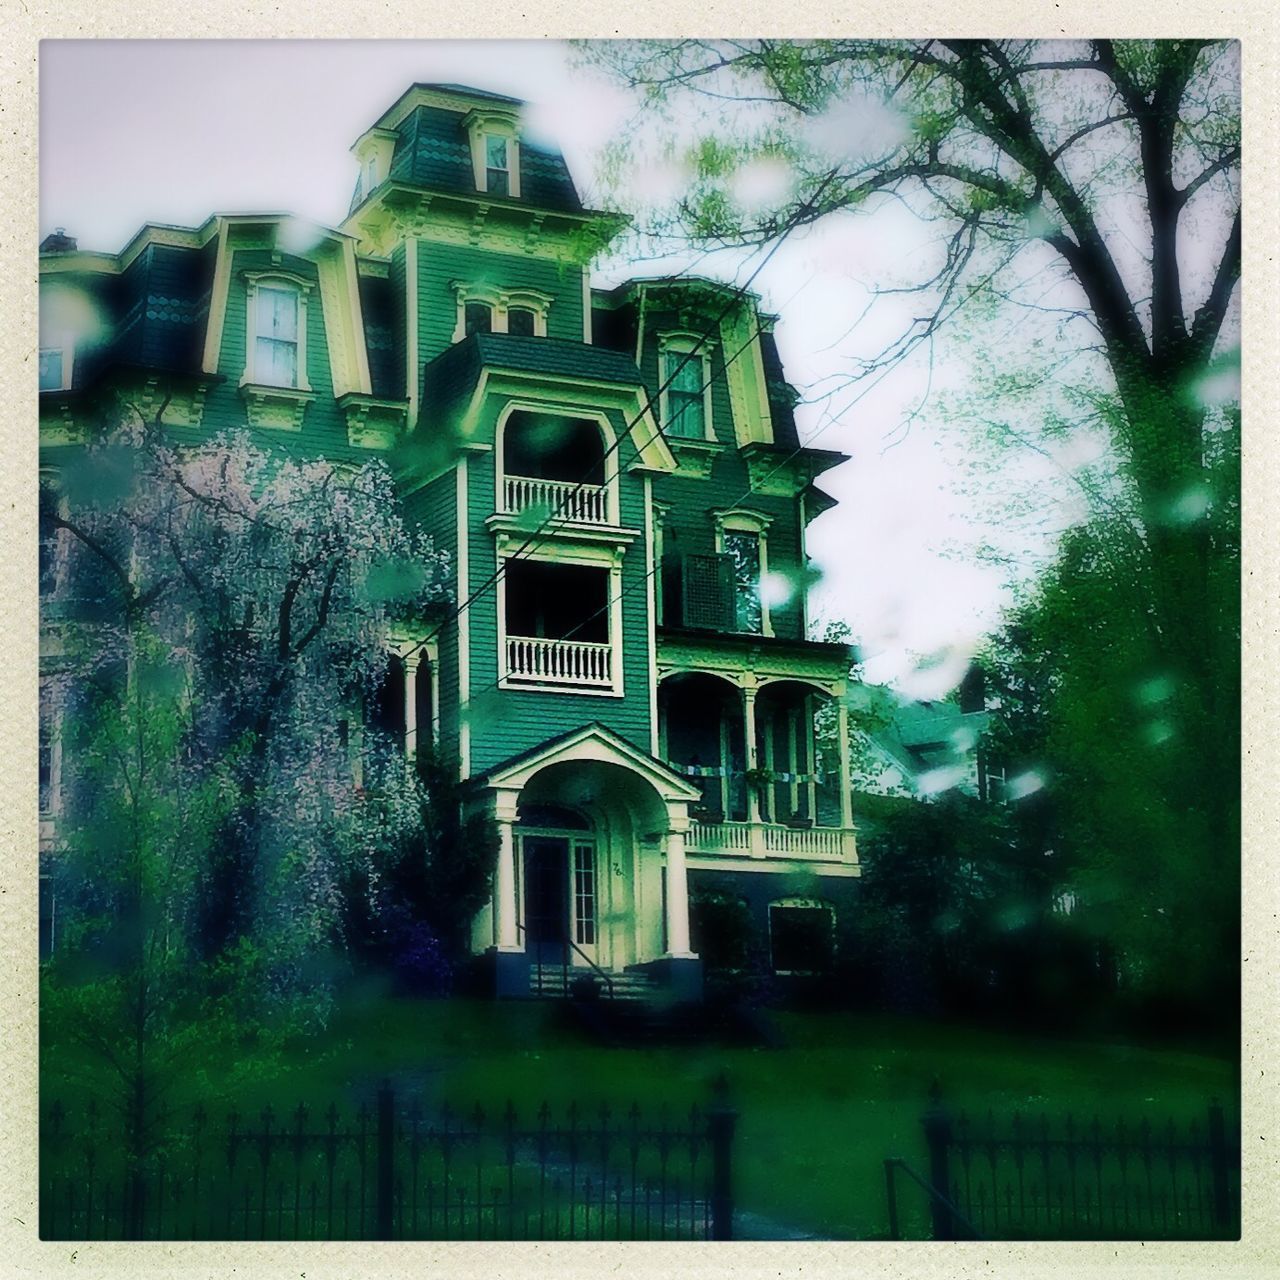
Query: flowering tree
[{"left": 41, "top": 412, "right": 451, "bottom": 1228}]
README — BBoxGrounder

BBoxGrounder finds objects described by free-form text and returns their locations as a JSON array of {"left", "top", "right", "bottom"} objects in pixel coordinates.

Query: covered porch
[
  {"left": 467, "top": 724, "right": 704, "bottom": 999},
  {"left": 656, "top": 636, "right": 859, "bottom": 870}
]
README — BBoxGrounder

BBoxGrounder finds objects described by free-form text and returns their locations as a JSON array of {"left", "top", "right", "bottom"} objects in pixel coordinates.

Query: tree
[
  {"left": 40, "top": 412, "right": 451, "bottom": 1230},
  {"left": 585, "top": 39, "right": 1240, "bottom": 1018}
]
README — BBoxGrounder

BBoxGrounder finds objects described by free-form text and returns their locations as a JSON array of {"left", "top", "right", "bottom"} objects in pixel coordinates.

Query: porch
[
  {"left": 467, "top": 723, "right": 705, "bottom": 1001},
  {"left": 656, "top": 635, "right": 859, "bottom": 872}
]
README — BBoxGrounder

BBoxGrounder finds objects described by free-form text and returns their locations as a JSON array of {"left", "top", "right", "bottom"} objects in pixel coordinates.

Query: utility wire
[
  {"left": 402, "top": 169, "right": 841, "bottom": 663},
  {"left": 455, "top": 268, "right": 844, "bottom": 716}
]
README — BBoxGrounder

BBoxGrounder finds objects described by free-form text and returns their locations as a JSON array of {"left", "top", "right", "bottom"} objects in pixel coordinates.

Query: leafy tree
[
  {"left": 40, "top": 413, "right": 451, "bottom": 1229},
  {"left": 585, "top": 39, "right": 1240, "bottom": 1019}
]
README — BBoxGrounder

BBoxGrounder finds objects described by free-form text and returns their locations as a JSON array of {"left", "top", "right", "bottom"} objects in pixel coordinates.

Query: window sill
[{"left": 239, "top": 382, "right": 316, "bottom": 432}]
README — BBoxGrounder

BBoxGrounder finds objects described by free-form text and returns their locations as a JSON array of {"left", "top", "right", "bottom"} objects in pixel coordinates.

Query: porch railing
[
  {"left": 504, "top": 475, "right": 609, "bottom": 525},
  {"left": 506, "top": 636, "right": 613, "bottom": 688},
  {"left": 688, "top": 820, "right": 855, "bottom": 862}
]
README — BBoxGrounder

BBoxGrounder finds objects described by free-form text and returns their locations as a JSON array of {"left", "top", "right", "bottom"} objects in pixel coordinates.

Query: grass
[{"left": 41, "top": 988, "right": 1238, "bottom": 1240}]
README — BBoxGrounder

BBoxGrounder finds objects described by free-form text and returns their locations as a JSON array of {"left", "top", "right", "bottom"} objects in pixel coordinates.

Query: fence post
[
  {"left": 376, "top": 1080, "right": 395, "bottom": 1239},
  {"left": 708, "top": 1071, "right": 737, "bottom": 1241},
  {"left": 883, "top": 1159, "right": 901, "bottom": 1241},
  {"left": 922, "top": 1078, "right": 955, "bottom": 1241},
  {"left": 1208, "top": 1097, "right": 1231, "bottom": 1234}
]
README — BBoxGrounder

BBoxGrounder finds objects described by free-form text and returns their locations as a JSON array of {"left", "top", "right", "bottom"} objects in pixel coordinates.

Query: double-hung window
[
  {"left": 485, "top": 135, "right": 511, "bottom": 196},
  {"left": 254, "top": 285, "right": 301, "bottom": 388},
  {"left": 724, "top": 529, "right": 764, "bottom": 634},
  {"left": 661, "top": 346, "right": 709, "bottom": 440}
]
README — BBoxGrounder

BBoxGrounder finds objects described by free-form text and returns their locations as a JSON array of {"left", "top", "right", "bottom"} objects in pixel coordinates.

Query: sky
[{"left": 40, "top": 39, "right": 1071, "bottom": 693}]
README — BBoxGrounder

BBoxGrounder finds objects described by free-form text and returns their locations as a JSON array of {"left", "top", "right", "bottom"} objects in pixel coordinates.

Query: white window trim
[
  {"left": 241, "top": 271, "right": 313, "bottom": 391},
  {"left": 658, "top": 331, "right": 716, "bottom": 443},
  {"left": 714, "top": 508, "right": 775, "bottom": 637},
  {"left": 38, "top": 335, "right": 74, "bottom": 393},
  {"left": 451, "top": 283, "right": 552, "bottom": 343},
  {"left": 462, "top": 108, "right": 522, "bottom": 199},
  {"left": 495, "top": 546, "right": 625, "bottom": 699}
]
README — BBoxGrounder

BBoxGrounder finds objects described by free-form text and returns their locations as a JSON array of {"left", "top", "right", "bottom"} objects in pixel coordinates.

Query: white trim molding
[
  {"left": 657, "top": 329, "right": 716, "bottom": 444},
  {"left": 462, "top": 107, "right": 522, "bottom": 199},
  {"left": 240, "top": 270, "right": 314, "bottom": 392},
  {"left": 713, "top": 507, "right": 776, "bottom": 638},
  {"left": 451, "top": 281, "right": 552, "bottom": 342}
]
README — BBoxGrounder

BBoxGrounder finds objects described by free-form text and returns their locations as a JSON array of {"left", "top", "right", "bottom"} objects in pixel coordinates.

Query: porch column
[
  {"left": 494, "top": 792, "right": 521, "bottom": 951},
  {"left": 430, "top": 659, "right": 441, "bottom": 746},
  {"left": 664, "top": 825, "right": 694, "bottom": 958},
  {"left": 403, "top": 652, "right": 421, "bottom": 760},
  {"left": 743, "top": 684, "right": 765, "bottom": 858},
  {"left": 837, "top": 699, "right": 855, "bottom": 830},
  {"left": 806, "top": 696, "right": 819, "bottom": 821}
]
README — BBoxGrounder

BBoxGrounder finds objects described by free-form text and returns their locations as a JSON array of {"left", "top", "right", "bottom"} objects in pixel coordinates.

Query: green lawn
[{"left": 41, "top": 990, "right": 1237, "bottom": 1239}]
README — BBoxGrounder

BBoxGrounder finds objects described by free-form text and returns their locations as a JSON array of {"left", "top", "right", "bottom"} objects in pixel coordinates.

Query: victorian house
[{"left": 39, "top": 83, "right": 860, "bottom": 993}]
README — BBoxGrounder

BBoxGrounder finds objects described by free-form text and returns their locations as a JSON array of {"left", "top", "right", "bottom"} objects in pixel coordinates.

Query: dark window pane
[
  {"left": 507, "top": 307, "right": 536, "bottom": 337},
  {"left": 465, "top": 303, "right": 493, "bottom": 336}
]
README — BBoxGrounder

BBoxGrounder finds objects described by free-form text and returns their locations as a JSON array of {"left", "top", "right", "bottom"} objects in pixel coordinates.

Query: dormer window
[
  {"left": 463, "top": 107, "right": 521, "bottom": 199},
  {"left": 255, "top": 286, "right": 300, "bottom": 387},
  {"left": 485, "top": 135, "right": 511, "bottom": 196},
  {"left": 242, "top": 272, "right": 313, "bottom": 392},
  {"left": 659, "top": 334, "right": 714, "bottom": 441}
]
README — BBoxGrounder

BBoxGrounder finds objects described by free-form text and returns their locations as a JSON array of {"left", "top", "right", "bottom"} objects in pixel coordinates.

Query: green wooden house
[{"left": 39, "top": 83, "right": 860, "bottom": 995}]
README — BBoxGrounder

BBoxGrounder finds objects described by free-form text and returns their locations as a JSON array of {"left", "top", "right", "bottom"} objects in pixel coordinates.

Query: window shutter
[{"left": 680, "top": 553, "right": 734, "bottom": 630}]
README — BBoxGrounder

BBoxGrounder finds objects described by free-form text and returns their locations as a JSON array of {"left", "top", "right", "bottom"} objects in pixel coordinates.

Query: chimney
[{"left": 40, "top": 228, "right": 77, "bottom": 253}]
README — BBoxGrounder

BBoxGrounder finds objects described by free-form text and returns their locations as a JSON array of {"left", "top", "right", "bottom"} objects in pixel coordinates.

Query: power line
[
  {"left": 454, "top": 269, "right": 847, "bottom": 717},
  {"left": 403, "top": 169, "right": 841, "bottom": 663}
]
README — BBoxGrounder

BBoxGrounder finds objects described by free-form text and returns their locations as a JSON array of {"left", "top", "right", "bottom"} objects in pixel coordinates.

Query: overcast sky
[{"left": 40, "top": 39, "right": 1066, "bottom": 694}]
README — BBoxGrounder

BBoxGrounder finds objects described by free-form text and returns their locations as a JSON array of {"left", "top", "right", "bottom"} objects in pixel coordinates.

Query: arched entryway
[{"left": 469, "top": 724, "right": 703, "bottom": 995}]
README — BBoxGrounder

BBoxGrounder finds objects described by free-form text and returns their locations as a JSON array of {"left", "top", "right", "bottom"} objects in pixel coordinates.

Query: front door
[{"left": 523, "top": 836, "right": 569, "bottom": 964}]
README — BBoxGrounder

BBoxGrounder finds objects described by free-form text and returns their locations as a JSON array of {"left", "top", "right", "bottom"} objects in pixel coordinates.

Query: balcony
[
  {"left": 504, "top": 474, "right": 609, "bottom": 525},
  {"left": 687, "top": 818, "right": 856, "bottom": 864},
  {"left": 506, "top": 635, "right": 613, "bottom": 688}
]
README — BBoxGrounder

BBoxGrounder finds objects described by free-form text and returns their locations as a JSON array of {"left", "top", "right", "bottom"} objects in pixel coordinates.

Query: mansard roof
[{"left": 357, "top": 83, "right": 584, "bottom": 216}]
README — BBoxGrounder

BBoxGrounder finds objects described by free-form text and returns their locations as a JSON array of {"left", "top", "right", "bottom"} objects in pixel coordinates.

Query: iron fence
[
  {"left": 886, "top": 1083, "right": 1240, "bottom": 1240},
  {"left": 40, "top": 1075, "right": 737, "bottom": 1241}
]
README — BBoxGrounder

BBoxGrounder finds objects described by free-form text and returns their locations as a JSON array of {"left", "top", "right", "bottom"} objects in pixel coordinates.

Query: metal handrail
[
  {"left": 514, "top": 921, "right": 615, "bottom": 1001},
  {"left": 883, "top": 1157, "right": 982, "bottom": 1240}
]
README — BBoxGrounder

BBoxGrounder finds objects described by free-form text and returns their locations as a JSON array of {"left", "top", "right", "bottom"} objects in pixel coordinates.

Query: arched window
[{"left": 243, "top": 273, "right": 312, "bottom": 391}]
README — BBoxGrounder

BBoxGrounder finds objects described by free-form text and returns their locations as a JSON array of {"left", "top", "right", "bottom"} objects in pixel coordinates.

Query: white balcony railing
[
  {"left": 506, "top": 635, "right": 613, "bottom": 688},
  {"left": 504, "top": 475, "right": 609, "bottom": 525},
  {"left": 688, "top": 819, "right": 856, "bottom": 863}
]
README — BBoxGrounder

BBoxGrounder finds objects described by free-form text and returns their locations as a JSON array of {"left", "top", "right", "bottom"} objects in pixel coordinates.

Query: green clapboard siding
[
  {"left": 415, "top": 240, "right": 584, "bottom": 367},
  {"left": 460, "top": 402, "right": 654, "bottom": 776},
  {"left": 207, "top": 247, "right": 363, "bottom": 464}
]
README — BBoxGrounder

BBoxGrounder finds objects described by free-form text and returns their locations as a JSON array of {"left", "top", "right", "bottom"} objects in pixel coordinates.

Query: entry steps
[{"left": 528, "top": 963, "right": 658, "bottom": 1002}]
